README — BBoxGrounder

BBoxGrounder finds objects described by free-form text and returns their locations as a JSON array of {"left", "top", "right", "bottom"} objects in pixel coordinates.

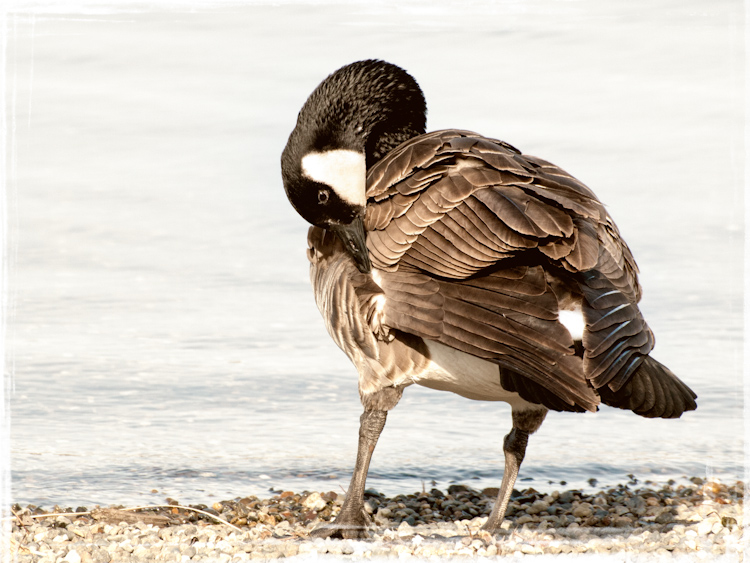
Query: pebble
[
  {"left": 8, "top": 477, "right": 743, "bottom": 561},
  {"left": 525, "top": 499, "right": 549, "bottom": 515},
  {"left": 301, "top": 492, "right": 326, "bottom": 512}
]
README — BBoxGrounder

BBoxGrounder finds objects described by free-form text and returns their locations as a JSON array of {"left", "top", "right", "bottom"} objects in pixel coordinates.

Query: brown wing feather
[
  {"left": 371, "top": 266, "right": 598, "bottom": 411},
  {"left": 364, "top": 130, "right": 654, "bottom": 401}
]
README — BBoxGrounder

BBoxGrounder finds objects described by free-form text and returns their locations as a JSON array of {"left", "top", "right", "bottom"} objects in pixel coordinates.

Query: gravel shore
[{"left": 8, "top": 478, "right": 744, "bottom": 562}]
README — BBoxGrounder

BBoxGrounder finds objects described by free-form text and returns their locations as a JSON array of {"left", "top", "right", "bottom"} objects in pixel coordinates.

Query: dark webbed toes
[{"left": 310, "top": 510, "right": 371, "bottom": 539}]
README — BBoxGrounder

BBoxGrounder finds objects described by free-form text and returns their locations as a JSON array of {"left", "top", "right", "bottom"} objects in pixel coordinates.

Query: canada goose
[{"left": 280, "top": 59, "right": 697, "bottom": 539}]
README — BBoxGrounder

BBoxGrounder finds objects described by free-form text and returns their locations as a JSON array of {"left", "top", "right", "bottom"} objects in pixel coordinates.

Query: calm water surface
[{"left": 6, "top": 1, "right": 744, "bottom": 507}]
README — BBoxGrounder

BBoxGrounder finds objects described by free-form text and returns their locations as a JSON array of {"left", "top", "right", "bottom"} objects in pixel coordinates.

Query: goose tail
[{"left": 597, "top": 355, "right": 697, "bottom": 419}]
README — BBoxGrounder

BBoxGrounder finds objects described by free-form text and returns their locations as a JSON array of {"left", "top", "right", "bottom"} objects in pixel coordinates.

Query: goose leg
[
  {"left": 483, "top": 408, "right": 547, "bottom": 533},
  {"left": 311, "top": 387, "right": 401, "bottom": 539},
  {"left": 310, "top": 409, "right": 386, "bottom": 539}
]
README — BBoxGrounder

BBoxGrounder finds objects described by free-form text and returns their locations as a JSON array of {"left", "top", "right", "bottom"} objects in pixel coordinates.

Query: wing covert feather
[
  {"left": 371, "top": 266, "right": 598, "bottom": 411},
  {"left": 362, "top": 130, "right": 655, "bottom": 404}
]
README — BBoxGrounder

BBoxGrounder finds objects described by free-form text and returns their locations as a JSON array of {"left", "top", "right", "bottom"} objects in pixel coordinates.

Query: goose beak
[{"left": 329, "top": 216, "right": 372, "bottom": 273}]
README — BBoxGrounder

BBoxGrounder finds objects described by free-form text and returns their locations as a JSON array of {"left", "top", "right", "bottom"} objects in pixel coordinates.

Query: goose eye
[{"left": 317, "top": 189, "right": 330, "bottom": 204}]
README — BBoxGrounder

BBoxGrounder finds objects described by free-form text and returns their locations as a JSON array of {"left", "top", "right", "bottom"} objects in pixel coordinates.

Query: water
[{"left": 6, "top": 1, "right": 744, "bottom": 508}]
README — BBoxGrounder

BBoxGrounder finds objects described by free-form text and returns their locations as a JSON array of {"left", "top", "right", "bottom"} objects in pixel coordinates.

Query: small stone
[
  {"left": 613, "top": 516, "right": 633, "bottom": 528},
  {"left": 302, "top": 493, "right": 327, "bottom": 512},
  {"left": 64, "top": 550, "right": 82, "bottom": 563},
  {"left": 572, "top": 503, "right": 593, "bottom": 519},
  {"left": 91, "top": 548, "right": 111, "bottom": 563},
  {"left": 525, "top": 500, "right": 549, "bottom": 515},
  {"left": 558, "top": 491, "right": 576, "bottom": 504},
  {"left": 613, "top": 505, "right": 629, "bottom": 516},
  {"left": 722, "top": 516, "right": 738, "bottom": 530},
  {"left": 397, "top": 520, "right": 414, "bottom": 537},
  {"left": 592, "top": 495, "right": 608, "bottom": 508},
  {"left": 279, "top": 543, "right": 299, "bottom": 557},
  {"left": 655, "top": 511, "right": 674, "bottom": 525},
  {"left": 375, "top": 507, "right": 391, "bottom": 520},
  {"left": 515, "top": 514, "right": 533, "bottom": 525},
  {"left": 697, "top": 519, "right": 713, "bottom": 535},
  {"left": 627, "top": 495, "right": 647, "bottom": 516},
  {"left": 132, "top": 545, "right": 149, "bottom": 559}
]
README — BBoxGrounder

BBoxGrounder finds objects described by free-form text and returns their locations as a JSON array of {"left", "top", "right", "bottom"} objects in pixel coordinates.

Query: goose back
[{"left": 363, "top": 130, "right": 655, "bottom": 398}]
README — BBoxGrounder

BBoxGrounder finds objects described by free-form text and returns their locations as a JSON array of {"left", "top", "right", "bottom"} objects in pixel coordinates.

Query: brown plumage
[
  {"left": 283, "top": 60, "right": 697, "bottom": 539},
  {"left": 352, "top": 128, "right": 692, "bottom": 415}
]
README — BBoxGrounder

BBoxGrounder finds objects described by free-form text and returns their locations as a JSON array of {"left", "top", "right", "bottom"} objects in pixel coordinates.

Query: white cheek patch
[
  {"left": 301, "top": 149, "right": 367, "bottom": 207},
  {"left": 559, "top": 305, "right": 585, "bottom": 341}
]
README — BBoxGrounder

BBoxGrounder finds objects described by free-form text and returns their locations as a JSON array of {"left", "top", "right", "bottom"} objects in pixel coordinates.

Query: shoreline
[{"left": 9, "top": 477, "right": 744, "bottom": 561}]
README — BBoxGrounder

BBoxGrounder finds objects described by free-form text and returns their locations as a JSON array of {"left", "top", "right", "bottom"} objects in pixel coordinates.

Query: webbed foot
[{"left": 310, "top": 509, "right": 371, "bottom": 539}]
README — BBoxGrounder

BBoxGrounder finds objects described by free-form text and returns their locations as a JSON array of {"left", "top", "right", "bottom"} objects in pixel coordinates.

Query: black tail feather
[
  {"left": 598, "top": 355, "right": 697, "bottom": 418},
  {"left": 499, "top": 367, "right": 588, "bottom": 413}
]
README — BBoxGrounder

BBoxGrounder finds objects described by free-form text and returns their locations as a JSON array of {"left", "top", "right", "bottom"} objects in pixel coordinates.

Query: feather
[{"left": 307, "top": 128, "right": 695, "bottom": 419}]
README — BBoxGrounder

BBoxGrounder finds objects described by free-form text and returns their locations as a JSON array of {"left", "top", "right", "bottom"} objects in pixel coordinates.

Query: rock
[
  {"left": 448, "top": 485, "right": 470, "bottom": 495},
  {"left": 90, "top": 548, "right": 111, "bottom": 563},
  {"left": 526, "top": 500, "right": 550, "bottom": 515},
  {"left": 558, "top": 491, "right": 577, "bottom": 504},
  {"left": 302, "top": 493, "right": 327, "bottom": 512},
  {"left": 132, "top": 545, "right": 150, "bottom": 559},
  {"left": 572, "top": 503, "right": 593, "bottom": 519},
  {"left": 63, "top": 550, "right": 82, "bottom": 563},
  {"left": 627, "top": 495, "right": 647, "bottom": 516},
  {"left": 697, "top": 519, "right": 714, "bottom": 535},
  {"left": 722, "top": 516, "right": 738, "bottom": 530},
  {"left": 613, "top": 504, "right": 629, "bottom": 516},
  {"left": 655, "top": 511, "right": 674, "bottom": 525},
  {"left": 593, "top": 495, "right": 608, "bottom": 507},
  {"left": 515, "top": 514, "right": 533, "bottom": 525},
  {"left": 269, "top": 542, "right": 297, "bottom": 558},
  {"left": 397, "top": 520, "right": 414, "bottom": 537},
  {"left": 613, "top": 516, "right": 633, "bottom": 528},
  {"left": 272, "top": 520, "right": 292, "bottom": 537}
]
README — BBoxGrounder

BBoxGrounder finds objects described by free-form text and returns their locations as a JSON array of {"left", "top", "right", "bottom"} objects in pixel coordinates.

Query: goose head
[{"left": 281, "top": 60, "right": 427, "bottom": 273}]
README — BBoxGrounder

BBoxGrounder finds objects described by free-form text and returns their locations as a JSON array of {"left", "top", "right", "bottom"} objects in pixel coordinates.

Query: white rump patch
[
  {"left": 559, "top": 305, "right": 585, "bottom": 341},
  {"left": 301, "top": 150, "right": 366, "bottom": 207}
]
